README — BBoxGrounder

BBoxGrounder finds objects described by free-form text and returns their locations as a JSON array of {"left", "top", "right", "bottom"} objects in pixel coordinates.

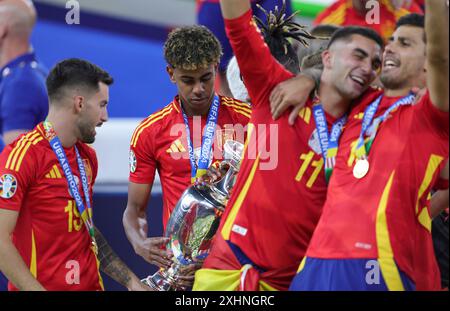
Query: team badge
[
  {"left": 129, "top": 150, "right": 137, "bottom": 173},
  {"left": 0, "top": 174, "right": 18, "bottom": 199}
]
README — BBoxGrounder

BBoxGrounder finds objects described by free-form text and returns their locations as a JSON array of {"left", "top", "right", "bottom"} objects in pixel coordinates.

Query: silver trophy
[{"left": 142, "top": 140, "right": 244, "bottom": 291}]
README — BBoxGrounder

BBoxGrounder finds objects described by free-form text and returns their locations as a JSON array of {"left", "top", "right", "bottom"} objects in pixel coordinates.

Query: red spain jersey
[
  {"left": 314, "top": 0, "right": 423, "bottom": 41},
  {"left": 306, "top": 91, "right": 449, "bottom": 290},
  {"left": 0, "top": 123, "right": 103, "bottom": 291},
  {"left": 129, "top": 95, "right": 250, "bottom": 230},
  {"left": 203, "top": 9, "right": 350, "bottom": 290}
]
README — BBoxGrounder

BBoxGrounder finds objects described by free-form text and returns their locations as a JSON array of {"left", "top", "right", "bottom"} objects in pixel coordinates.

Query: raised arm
[
  {"left": 219, "top": 0, "right": 251, "bottom": 19},
  {"left": 426, "top": 0, "right": 449, "bottom": 112}
]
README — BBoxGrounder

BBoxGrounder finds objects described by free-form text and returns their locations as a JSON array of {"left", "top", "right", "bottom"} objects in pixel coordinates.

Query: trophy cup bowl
[{"left": 141, "top": 140, "right": 244, "bottom": 291}]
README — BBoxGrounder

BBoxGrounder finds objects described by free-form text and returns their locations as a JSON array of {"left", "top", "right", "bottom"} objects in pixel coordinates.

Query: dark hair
[
  {"left": 310, "top": 24, "right": 341, "bottom": 38},
  {"left": 254, "top": 0, "right": 315, "bottom": 74},
  {"left": 327, "top": 26, "right": 384, "bottom": 49},
  {"left": 164, "top": 25, "right": 222, "bottom": 71},
  {"left": 298, "top": 24, "right": 341, "bottom": 70},
  {"left": 46, "top": 58, "right": 113, "bottom": 103},
  {"left": 396, "top": 13, "right": 425, "bottom": 42}
]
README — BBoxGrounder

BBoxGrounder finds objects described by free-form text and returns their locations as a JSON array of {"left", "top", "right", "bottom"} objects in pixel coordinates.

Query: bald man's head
[{"left": 0, "top": 0, "right": 37, "bottom": 41}]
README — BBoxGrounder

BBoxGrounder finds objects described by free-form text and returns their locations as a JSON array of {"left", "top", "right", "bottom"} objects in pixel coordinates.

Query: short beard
[
  {"left": 77, "top": 119, "right": 95, "bottom": 144},
  {"left": 380, "top": 74, "right": 398, "bottom": 90}
]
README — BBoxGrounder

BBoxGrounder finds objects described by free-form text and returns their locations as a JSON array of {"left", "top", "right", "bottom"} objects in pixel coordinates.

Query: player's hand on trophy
[
  {"left": 175, "top": 260, "right": 204, "bottom": 289},
  {"left": 135, "top": 236, "right": 173, "bottom": 269},
  {"left": 270, "top": 73, "right": 316, "bottom": 125},
  {"left": 195, "top": 162, "right": 229, "bottom": 185}
]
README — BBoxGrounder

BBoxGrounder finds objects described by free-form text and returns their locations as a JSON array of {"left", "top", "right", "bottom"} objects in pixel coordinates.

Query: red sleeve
[
  {"left": 434, "top": 177, "right": 449, "bottom": 190},
  {"left": 406, "top": 1, "right": 424, "bottom": 13},
  {"left": 129, "top": 126, "right": 157, "bottom": 185},
  {"left": 313, "top": 1, "right": 343, "bottom": 25},
  {"left": 0, "top": 143, "right": 35, "bottom": 212},
  {"left": 224, "top": 9, "right": 294, "bottom": 109},
  {"left": 413, "top": 90, "right": 449, "bottom": 139}
]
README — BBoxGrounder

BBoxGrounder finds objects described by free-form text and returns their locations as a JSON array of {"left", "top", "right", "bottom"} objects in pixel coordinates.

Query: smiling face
[
  {"left": 77, "top": 82, "right": 109, "bottom": 144},
  {"left": 324, "top": 34, "right": 382, "bottom": 100},
  {"left": 167, "top": 64, "right": 217, "bottom": 116},
  {"left": 380, "top": 25, "right": 427, "bottom": 91}
]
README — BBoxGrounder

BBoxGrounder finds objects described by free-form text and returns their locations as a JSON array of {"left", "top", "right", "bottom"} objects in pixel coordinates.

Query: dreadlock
[{"left": 253, "top": 0, "right": 315, "bottom": 74}]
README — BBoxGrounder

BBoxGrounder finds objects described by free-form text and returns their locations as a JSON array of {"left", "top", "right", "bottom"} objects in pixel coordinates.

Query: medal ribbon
[
  {"left": 312, "top": 104, "right": 348, "bottom": 183},
  {"left": 354, "top": 92, "right": 415, "bottom": 159},
  {"left": 181, "top": 94, "right": 220, "bottom": 184},
  {"left": 43, "top": 121, "right": 97, "bottom": 251}
]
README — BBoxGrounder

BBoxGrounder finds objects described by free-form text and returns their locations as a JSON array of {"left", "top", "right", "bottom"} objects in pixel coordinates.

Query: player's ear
[
  {"left": 166, "top": 65, "right": 176, "bottom": 83},
  {"left": 322, "top": 49, "right": 332, "bottom": 69},
  {"left": 72, "top": 93, "right": 84, "bottom": 114}
]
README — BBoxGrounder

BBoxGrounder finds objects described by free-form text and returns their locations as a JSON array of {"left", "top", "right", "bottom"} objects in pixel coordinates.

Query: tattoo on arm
[{"left": 94, "top": 227, "right": 132, "bottom": 288}]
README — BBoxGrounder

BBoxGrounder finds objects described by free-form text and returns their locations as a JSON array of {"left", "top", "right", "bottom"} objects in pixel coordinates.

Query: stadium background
[{"left": 31, "top": 0, "right": 329, "bottom": 290}]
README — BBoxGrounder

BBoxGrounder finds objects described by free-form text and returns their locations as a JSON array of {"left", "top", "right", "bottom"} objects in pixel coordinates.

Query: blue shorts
[
  {"left": 0, "top": 271, "right": 7, "bottom": 291},
  {"left": 197, "top": 0, "right": 292, "bottom": 72},
  {"left": 289, "top": 257, "right": 416, "bottom": 291}
]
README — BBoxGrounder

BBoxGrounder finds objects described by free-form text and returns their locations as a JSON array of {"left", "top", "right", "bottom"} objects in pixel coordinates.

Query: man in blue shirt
[
  {"left": 0, "top": 0, "right": 48, "bottom": 148},
  {"left": 0, "top": 0, "right": 48, "bottom": 291}
]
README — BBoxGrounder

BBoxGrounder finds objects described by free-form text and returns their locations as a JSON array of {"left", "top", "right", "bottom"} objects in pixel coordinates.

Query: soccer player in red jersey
[
  {"left": 192, "top": 0, "right": 383, "bottom": 291},
  {"left": 0, "top": 59, "right": 147, "bottom": 291},
  {"left": 196, "top": 0, "right": 292, "bottom": 97},
  {"left": 315, "top": 0, "right": 423, "bottom": 41},
  {"left": 122, "top": 25, "right": 250, "bottom": 287},
  {"left": 274, "top": 3, "right": 449, "bottom": 290}
]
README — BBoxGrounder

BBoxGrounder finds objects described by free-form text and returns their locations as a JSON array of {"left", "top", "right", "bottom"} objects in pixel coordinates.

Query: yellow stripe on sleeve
[
  {"left": 320, "top": 5, "right": 346, "bottom": 25},
  {"left": 415, "top": 154, "right": 444, "bottom": 214},
  {"left": 7, "top": 131, "right": 40, "bottom": 171},
  {"left": 222, "top": 98, "right": 252, "bottom": 111},
  {"left": 130, "top": 104, "right": 173, "bottom": 145},
  {"left": 5, "top": 131, "right": 36, "bottom": 169},
  {"left": 221, "top": 102, "right": 251, "bottom": 118},
  {"left": 131, "top": 107, "right": 173, "bottom": 147}
]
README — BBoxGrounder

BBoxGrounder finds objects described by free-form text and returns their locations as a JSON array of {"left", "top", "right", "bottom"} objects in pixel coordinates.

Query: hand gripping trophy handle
[{"left": 141, "top": 140, "right": 244, "bottom": 291}]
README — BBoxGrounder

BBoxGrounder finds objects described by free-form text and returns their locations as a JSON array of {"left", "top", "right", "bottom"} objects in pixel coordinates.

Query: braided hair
[{"left": 253, "top": 0, "right": 315, "bottom": 74}]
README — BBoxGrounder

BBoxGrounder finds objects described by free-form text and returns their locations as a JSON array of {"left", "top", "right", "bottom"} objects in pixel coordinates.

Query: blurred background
[{"left": 29, "top": 0, "right": 326, "bottom": 290}]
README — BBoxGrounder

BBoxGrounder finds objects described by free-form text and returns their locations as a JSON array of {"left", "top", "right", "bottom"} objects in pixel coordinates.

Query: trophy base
[{"left": 141, "top": 268, "right": 186, "bottom": 291}]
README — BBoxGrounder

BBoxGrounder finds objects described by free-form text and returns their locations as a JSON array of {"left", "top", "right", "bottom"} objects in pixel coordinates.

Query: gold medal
[{"left": 353, "top": 158, "right": 369, "bottom": 179}]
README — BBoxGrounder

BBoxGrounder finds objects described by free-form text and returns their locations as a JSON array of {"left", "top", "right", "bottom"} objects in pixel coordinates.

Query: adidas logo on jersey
[
  {"left": 45, "top": 165, "right": 62, "bottom": 179},
  {"left": 166, "top": 139, "right": 187, "bottom": 153}
]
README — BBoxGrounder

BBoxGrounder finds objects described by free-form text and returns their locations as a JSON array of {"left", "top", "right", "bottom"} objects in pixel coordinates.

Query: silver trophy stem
[
  {"left": 141, "top": 140, "right": 244, "bottom": 291},
  {"left": 142, "top": 264, "right": 185, "bottom": 291}
]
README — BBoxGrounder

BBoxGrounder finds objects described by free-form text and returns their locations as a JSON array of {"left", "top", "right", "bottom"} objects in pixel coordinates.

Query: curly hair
[{"left": 164, "top": 25, "right": 222, "bottom": 71}]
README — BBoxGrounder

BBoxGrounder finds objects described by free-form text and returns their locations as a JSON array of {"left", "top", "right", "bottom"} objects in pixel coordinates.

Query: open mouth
[
  {"left": 350, "top": 75, "right": 366, "bottom": 87},
  {"left": 383, "top": 59, "right": 400, "bottom": 69}
]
